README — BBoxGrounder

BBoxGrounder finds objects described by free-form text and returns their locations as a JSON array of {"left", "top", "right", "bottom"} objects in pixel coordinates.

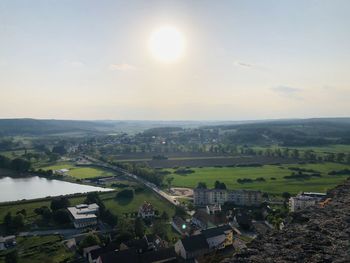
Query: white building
[
  {"left": 0, "top": 236, "right": 16, "bottom": 251},
  {"left": 194, "top": 188, "right": 262, "bottom": 207},
  {"left": 67, "top": 203, "right": 99, "bottom": 229},
  {"left": 289, "top": 192, "right": 326, "bottom": 212},
  {"left": 54, "top": 168, "right": 69, "bottom": 176},
  {"left": 138, "top": 202, "right": 155, "bottom": 219}
]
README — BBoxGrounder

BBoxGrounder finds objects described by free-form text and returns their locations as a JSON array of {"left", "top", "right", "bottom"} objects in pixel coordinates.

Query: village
[{"left": 0, "top": 179, "right": 330, "bottom": 263}]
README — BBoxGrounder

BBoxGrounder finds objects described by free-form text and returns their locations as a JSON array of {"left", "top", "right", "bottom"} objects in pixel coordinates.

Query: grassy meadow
[
  {"left": 41, "top": 162, "right": 116, "bottom": 179},
  {"left": 164, "top": 162, "right": 350, "bottom": 195},
  {"left": 0, "top": 235, "right": 74, "bottom": 263}
]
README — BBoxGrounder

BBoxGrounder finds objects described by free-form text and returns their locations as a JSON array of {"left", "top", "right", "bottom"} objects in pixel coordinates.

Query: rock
[{"left": 230, "top": 178, "right": 350, "bottom": 263}]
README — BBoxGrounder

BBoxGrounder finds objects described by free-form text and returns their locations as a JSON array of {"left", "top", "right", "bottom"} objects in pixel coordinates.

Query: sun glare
[{"left": 149, "top": 26, "right": 185, "bottom": 63}]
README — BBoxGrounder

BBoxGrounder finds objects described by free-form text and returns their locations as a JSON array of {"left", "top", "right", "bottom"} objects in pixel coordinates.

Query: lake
[{"left": 0, "top": 176, "right": 112, "bottom": 203}]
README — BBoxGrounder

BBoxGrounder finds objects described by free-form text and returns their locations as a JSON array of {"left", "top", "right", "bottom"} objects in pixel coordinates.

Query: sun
[{"left": 149, "top": 26, "right": 185, "bottom": 63}]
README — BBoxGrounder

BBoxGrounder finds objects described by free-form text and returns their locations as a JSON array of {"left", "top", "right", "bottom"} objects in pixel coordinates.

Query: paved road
[
  {"left": 19, "top": 228, "right": 82, "bottom": 238},
  {"left": 84, "top": 156, "right": 179, "bottom": 207}
]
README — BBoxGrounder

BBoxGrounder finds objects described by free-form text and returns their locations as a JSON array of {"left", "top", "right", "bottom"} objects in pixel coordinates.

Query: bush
[
  {"left": 116, "top": 189, "right": 134, "bottom": 199},
  {"left": 174, "top": 168, "right": 195, "bottom": 175}
]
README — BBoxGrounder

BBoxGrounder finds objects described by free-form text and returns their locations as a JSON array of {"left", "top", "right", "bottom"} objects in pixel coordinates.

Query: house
[
  {"left": 0, "top": 236, "right": 16, "bottom": 251},
  {"left": 194, "top": 188, "right": 262, "bottom": 207},
  {"left": 201, "top": 225, "right": 233, "bottom": 250},
  {"left": 175, "top": 225, "right": 234, "bottom": 260},
  {"left": 171, "top": 216, "right": 191, "bottom": 236},
  {"left": 83, "top": 245, "right": 101, "bottom": 259},
  {"left": 144, "top": 234, "right": 168, "bottom": 251},
  {"left": 138, "top": 202, "right": 155, "bottom": 219},
  {"left": 53, "top": 168, "right": 69, "bottom": 176},
  {"left": 140, "top": 248, "right": 178, "bottom": 263},
  {"left": 96, "top": 248, "right": 178, "bottom": 263},
  {"left": 88, "top": 243, "right": 119, "bottom": 263},
  {"left": 97, "top": 248, "right": 139, "bottom": 263},
  {"left": 67, "top": 203, "right": 99, "bottom": 229},
  {"left": 206, "top": 204, "right": 222, "bottom": 215},
  {"left": 174, "top": 234, "right": 209, "bottom": 260},
  {"left": 191, "top": 209, "right": 227, "bottom": 230},
  {"left": 289, "top": 192, "right": 326, "bottom": 212}
]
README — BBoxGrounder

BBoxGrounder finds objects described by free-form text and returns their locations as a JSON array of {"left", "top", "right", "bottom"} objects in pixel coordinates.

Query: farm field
[
  {"left": 253, "top": 144, "right": 350, "bottom": 156},
  {"left": 41, "top": 162, "right": 116, "bottom": 179},
  {"left": 0, "top": 235, "right": 73, "bottom": 263},
  {"left": 127, "top": 156, "right": 296, "bottom": 168},
  {"left": 0, "top": 186, "right": 175, "bottom": 225},
  {"left": 0, "top": 195, "right": 86, "bottom": 225},
  {"left": 164, "top": 162, "right": 350, "bottom": 195},
  {"left": 102, "top": 189, "right": 176, "bottom": 217}
]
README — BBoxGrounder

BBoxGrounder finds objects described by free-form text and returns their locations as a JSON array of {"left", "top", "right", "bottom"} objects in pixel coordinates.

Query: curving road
[{"left": 83, "top": 156, "right": 179, "bottom": 206}]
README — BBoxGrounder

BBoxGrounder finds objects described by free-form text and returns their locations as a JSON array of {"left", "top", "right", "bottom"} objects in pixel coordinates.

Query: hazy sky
[{"left": 1, "top": 0, "right": 349, "bottom": 120}]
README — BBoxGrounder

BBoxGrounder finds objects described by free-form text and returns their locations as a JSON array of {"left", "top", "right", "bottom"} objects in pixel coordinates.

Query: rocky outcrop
[{"left": 231, "top": 179, "right": 350, "bottom": 263}]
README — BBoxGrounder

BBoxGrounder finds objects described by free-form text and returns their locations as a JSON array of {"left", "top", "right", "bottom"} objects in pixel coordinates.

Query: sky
[{"left": 0, "top": 0, "right": 349, "bottom": 120}]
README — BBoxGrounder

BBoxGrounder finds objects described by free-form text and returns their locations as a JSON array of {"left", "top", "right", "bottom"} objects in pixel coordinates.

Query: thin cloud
[
  {"left": 271, "top": 85, "right": 302, "bottom": 99},
  {"left": 109, "top": 63, "right": 136, "bottom": 71},
  {"left": 234, "top": 61, "right": 255, "bottom": 68},
  {"left": 63, "top": 60, "right": 85, "bottom": 67}
]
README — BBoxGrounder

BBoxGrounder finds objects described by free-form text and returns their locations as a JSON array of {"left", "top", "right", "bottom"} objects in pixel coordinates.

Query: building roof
[
  {"left": 201, "top": 225, "right": 232, "bottom": 239},
  {"left": 192, "top": 209, "right": 227, "bottom": 227},
  {"left": 0, "top": 235, "right": 16, "bottom": 243},
  {"left": 139, "top": 202, "right": 154, "bottom": 213},
  {"left": 90, "top": 243, "right": 119, "bottom": 260},
  {"left": 67, "top": 203, "right": 99, "bottom": 220},
  {"left": 180, "top": 234, "right": 209, "bottom": 252},
  {"left": 140, "top": 248, "right": 178, "bottom": 263},
  {"left": 99, "top": 248, "right": 139, "bottom": 263},
  {"left": 83, "top": 245, "right": 100, "bottom": 257}
]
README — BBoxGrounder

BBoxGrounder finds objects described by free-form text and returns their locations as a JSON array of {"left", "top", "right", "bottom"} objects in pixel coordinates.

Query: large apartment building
[
  {"left": 194, "top": 188, "right": 262, "bottom": 207},
  {"left": 289, "top": 192, "right": 326, "bottom": 212}
]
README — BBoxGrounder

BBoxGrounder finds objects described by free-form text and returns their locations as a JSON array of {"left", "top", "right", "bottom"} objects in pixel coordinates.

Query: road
[{"left": 84, "top": 156, "right": 179, "bottom": 207}]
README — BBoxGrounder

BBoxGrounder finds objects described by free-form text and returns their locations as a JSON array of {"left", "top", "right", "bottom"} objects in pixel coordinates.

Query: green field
[
  {"left": 165, "top": 162, "right": 350, "bottom": 195},
  {"left": 253, "top": 144, "right": 350, "bottom": 156},
  {"left": 41, "top": 162, "right": 116, "bottom": 179},
  {"left": 0, "top": 235, "right": 73, "bottom": 263},
  {"left": 0, "top": 187, "right": 175, "bottom": 225},
  {"left": 0, "top": 195, "right": 86, "bottom": 225},
  {"left": 103, "top": 189, "right": 175, "bottom": 217}
]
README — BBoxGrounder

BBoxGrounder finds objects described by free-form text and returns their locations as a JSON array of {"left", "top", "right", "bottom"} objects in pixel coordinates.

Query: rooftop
[
  {"left": 201, "top": 225, "right": 232, "bottom": 239},
  {"left": 67, "top": 203, "right": 99, "bottom": 220},
  {"left": 180, "top": 234, "right": 209, "bottom": 252}
]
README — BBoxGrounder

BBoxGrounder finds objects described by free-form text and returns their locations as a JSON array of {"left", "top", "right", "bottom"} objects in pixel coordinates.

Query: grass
[
  {"left": 0, "top": 195, "right": 87, "bottom": 225},
  {"left": 102, "top": 189, "right": 176, "bottom": 217},
  {"left": 164, "top": 162, "right": 350, "bottom": 195},
  {"left": 0, "top": 235, "right": 74, "bottom": 263},
  {"left": 41, "top": 162, "right": 116, "bottom": 179},
  {"left": 0, "top": 186, "right": 175, "bottom": 225}
]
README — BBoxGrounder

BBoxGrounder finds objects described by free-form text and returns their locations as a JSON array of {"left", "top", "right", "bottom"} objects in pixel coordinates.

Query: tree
[
  {"left": 11, "top": 158, "right": 31, "bottom": 172},
  {"left": 79, "top": 233, "right": 101, "bottom": 251},
  {"left": 152, "top": 220, "right": 167, "bottom": 239},
  {"left": 12, "top": 214, "right": 25, "bottom": 230},
  {"left": 166, "top": 176, "right": 174, "bottom": 190},
  {"left": 116, "top": 189, "right": 134, "bottom": 199},
  {"left": 5, "top": 250, "right": 18, "bottom": 263},
  {"left": 175, "top": 206, "right": 186, "bottom": 218},
  {"left": 336, "top": 153, "right": 346, "bottom": 163},
  {"left": 53, "top": 209, "right": 71, "bottom": 224},
  {"left": 52, "top": 145, "right": 67, "bottom": 155},
  {"left": 161, "top": 211, "right": 169, "bottom": 221},
  {"left": 196, "top": 182, "right": 207, "bottom": 189},
  {"left": 101, "top": 210, "right": 118, "bottom": 227},
  {"left": 4, "top": 212, "right": 12, "bottom": 229},
  {"left": 50, "top": 197, "right": 70, "bottom": 211},
  {"left": 291, "top": 149, "right": 300, "bottom": 159},
  {"left": 282, "top": 192, "right": 291, "bottom": 200},
  {"left": 134, "top": 217, "right": 145, "bottom": 238}
]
